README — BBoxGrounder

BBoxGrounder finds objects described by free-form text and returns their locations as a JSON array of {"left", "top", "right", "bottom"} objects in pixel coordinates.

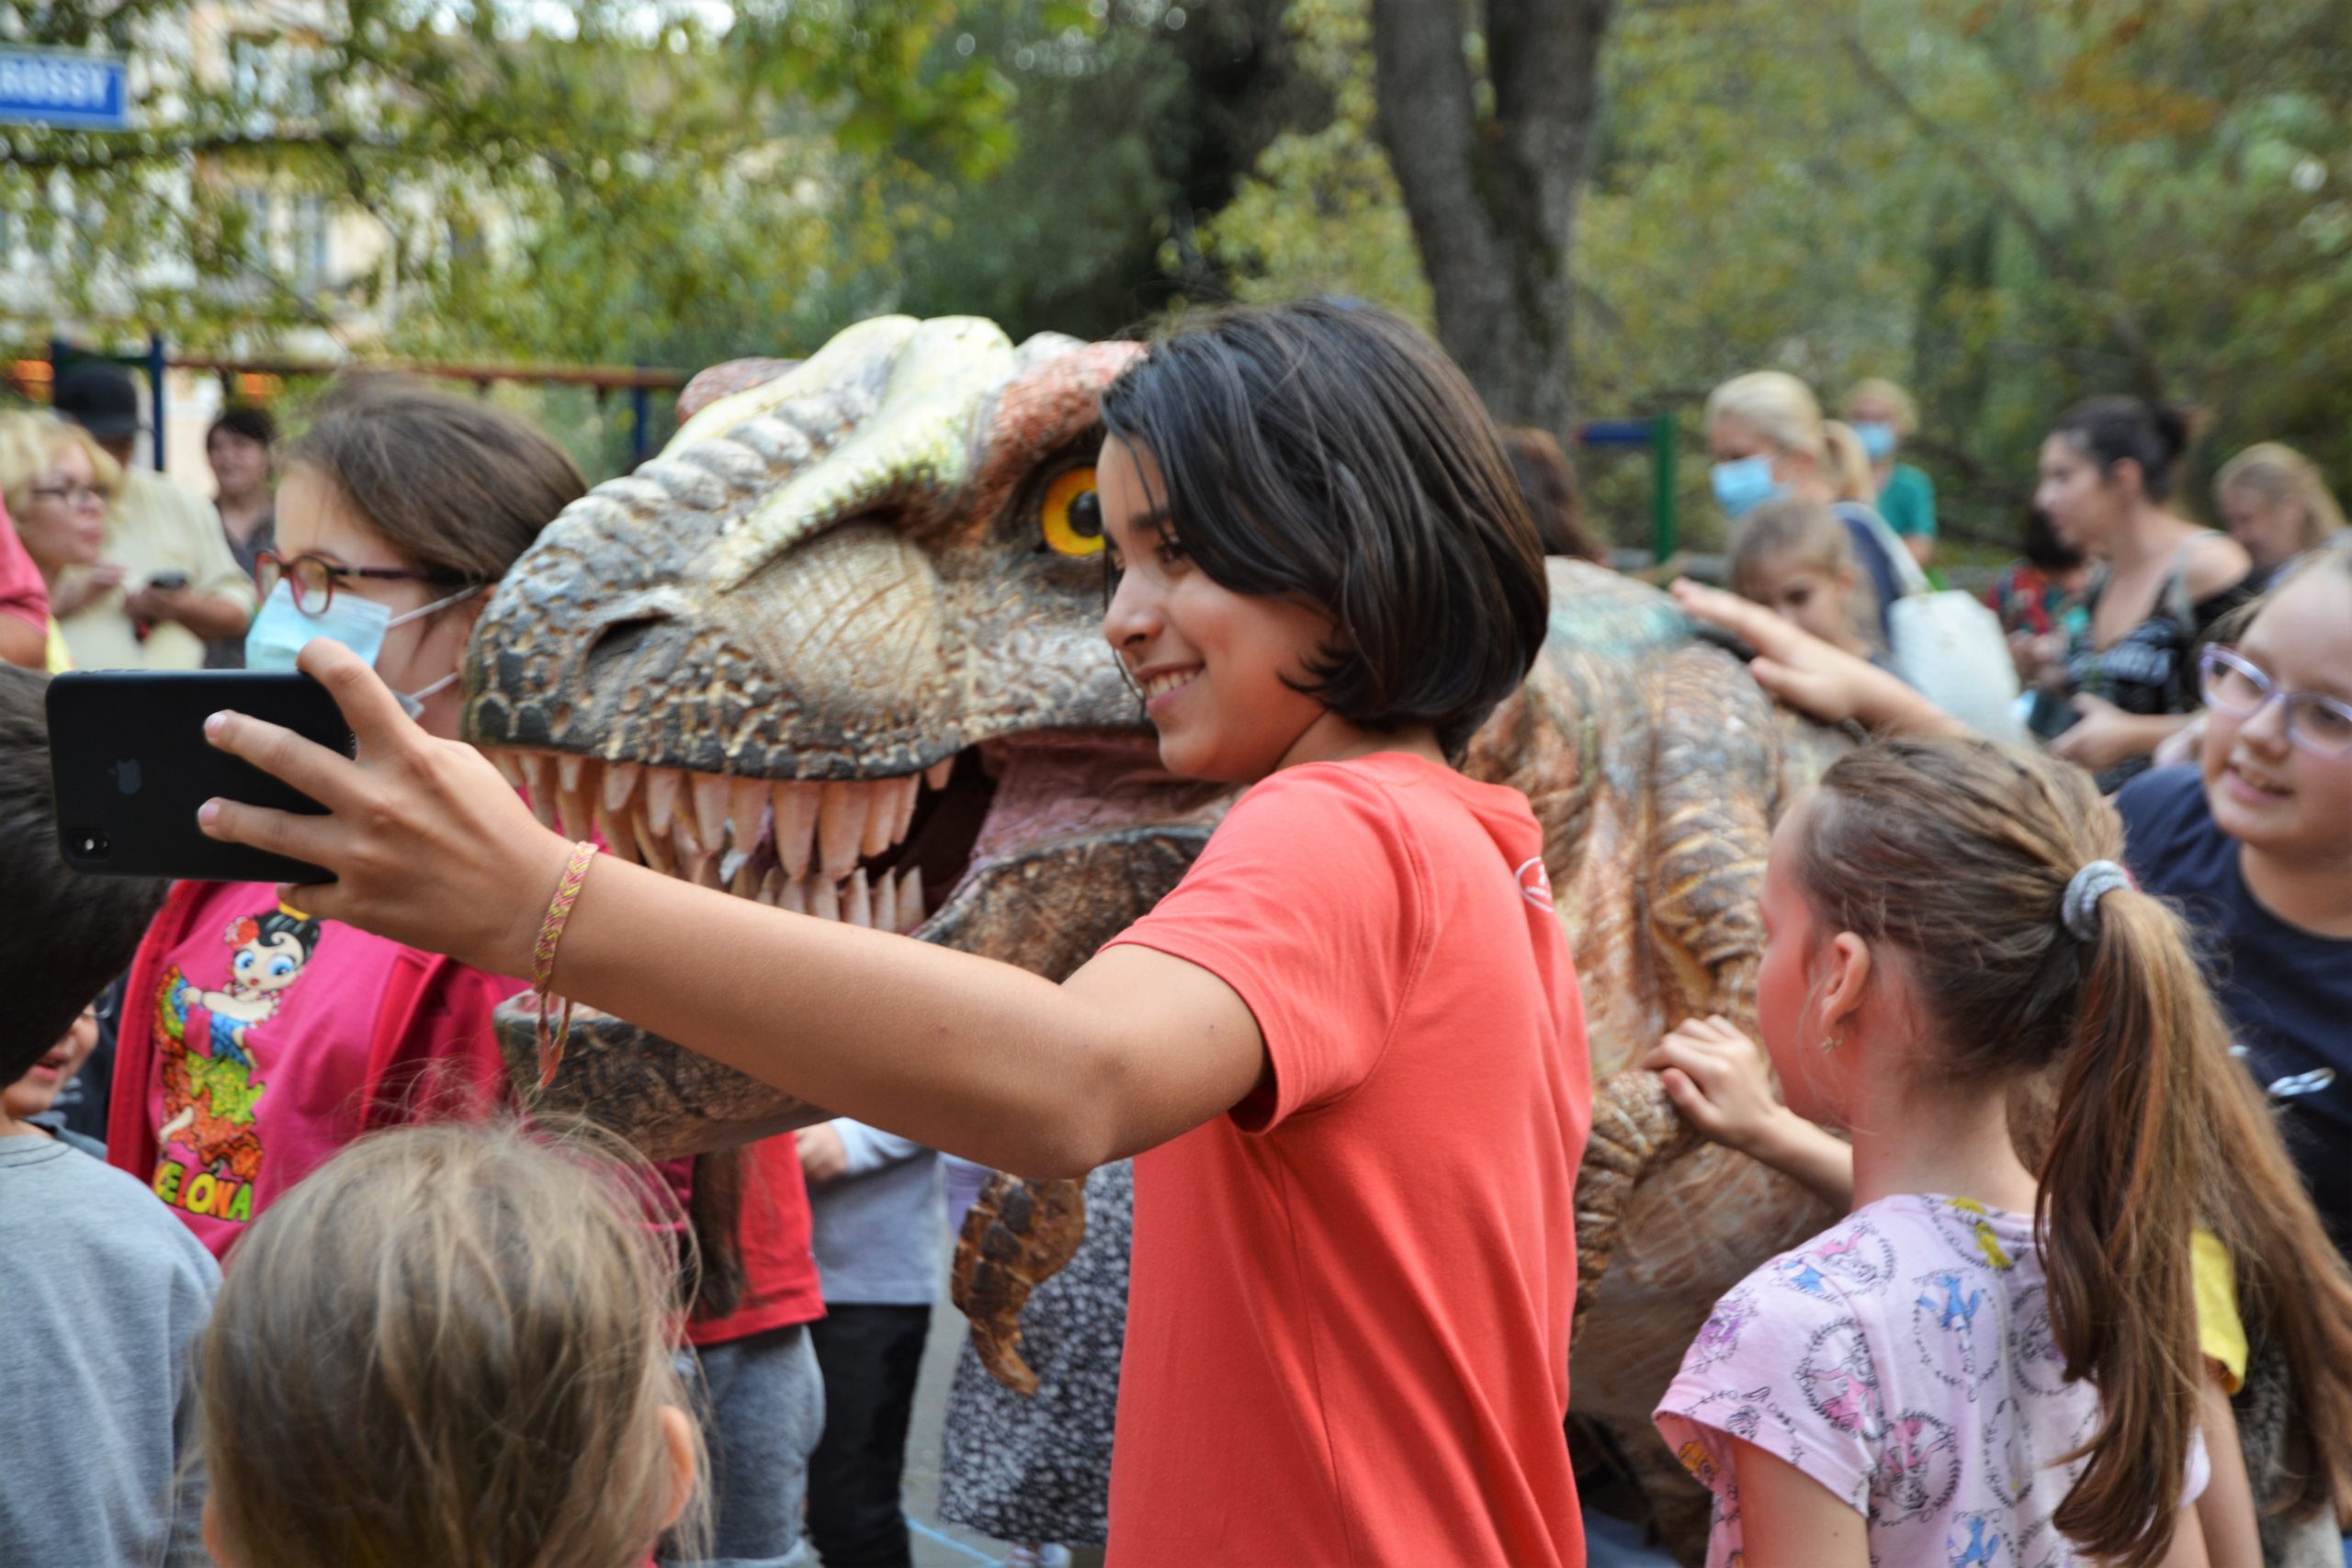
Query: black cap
[{"left": 52, "top": 359, "right": 145, "bottom": 439}]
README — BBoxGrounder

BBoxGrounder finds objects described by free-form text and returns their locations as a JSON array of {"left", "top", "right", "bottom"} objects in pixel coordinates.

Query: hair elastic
[
  {"left": 2061, "top": 859, "right": 2135, "bottom": 942},
  {"left": 532, "top": 840, "right": 598, "bottom": 1089}
]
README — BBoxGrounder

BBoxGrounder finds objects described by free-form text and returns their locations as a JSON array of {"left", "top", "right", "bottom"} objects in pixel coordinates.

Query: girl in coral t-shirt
[{"left": 203, "top": 302, "right": 1593, "bottom": 1566}]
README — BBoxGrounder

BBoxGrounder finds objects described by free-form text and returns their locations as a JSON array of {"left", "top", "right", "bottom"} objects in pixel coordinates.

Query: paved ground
[{"left": 902, "top": 1290, "right": 1012, "bottom": 1566}]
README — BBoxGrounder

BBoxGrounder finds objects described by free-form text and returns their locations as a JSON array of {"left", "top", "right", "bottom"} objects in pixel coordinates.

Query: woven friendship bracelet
[{"left": 533, "top": 840, "right": 598, "bottom": 1090}]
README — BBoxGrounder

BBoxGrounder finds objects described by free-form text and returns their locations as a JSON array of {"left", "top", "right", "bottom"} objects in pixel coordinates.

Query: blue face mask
[
  {"left": 1853, "top": 421, "right": 1898, "bottom": 462},
  {"left": 1711, "top": 455, "right": 1784, "bottom": 520},
  {"left": 244, "top": 580, "right": 481, "bottom": 717}
]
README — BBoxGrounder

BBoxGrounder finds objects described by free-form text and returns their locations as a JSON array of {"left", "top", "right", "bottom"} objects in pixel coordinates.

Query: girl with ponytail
[{"left": 1650, "top": 737, "right": 2352, "bottom": 1567}]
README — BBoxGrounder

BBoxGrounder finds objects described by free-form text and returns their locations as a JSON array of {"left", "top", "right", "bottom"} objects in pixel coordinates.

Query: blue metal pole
[
  {"left": 631, "top": 381, "right": 651, "bottom": 466},
  {"left": 147, "top": 331, "right": 167, "bottom": 471}
]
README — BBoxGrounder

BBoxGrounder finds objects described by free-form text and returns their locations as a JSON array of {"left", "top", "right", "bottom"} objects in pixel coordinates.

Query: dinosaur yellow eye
[{"left": 1039, "top": 466, "right": 1102, "bottom": 558}]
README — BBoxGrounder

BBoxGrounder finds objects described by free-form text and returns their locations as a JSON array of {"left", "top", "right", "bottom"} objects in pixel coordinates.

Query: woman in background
[{"left": 2214, "top": 443, "right": 2345, "bottom": 594}]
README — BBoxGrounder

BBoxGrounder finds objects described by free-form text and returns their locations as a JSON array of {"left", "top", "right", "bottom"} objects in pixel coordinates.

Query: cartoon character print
[
  {"left": 1688, "top": 1286, "right": 1759, "bottom": 1371},
  {"left": 1871, "top": 1410, "right": 1962, "bottom": 1522},
  {"left": 1930, "top": 1195, "right": 2022, "bottom": 1274},
  {"left": 1945, "top": 1513, "right": 2008, "bottom": 1568},
  {"left": 151, "top": 905, "right": 322, "bottom": 1222},
  {"left": 1799, "top": 1317, "right": 1883, "bottom": 1439},
  {"left": 1811, "top": 1223, "right": 1899, "bottom": 1290},
  {"left": 1912, "top": 1265, "right": 2005, "bottom": 1395}
]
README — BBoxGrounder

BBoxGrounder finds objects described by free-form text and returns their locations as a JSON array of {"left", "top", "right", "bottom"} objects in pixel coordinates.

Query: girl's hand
[
  {"left": 1668, "top": 579, "right": 1965, "bottom": 738},
  {"left": 196, "top": 637, "right": 570, "bottom": 976},
  {"left": 796, "top": 1123, "right": 851, "bottom": 1184},
  {"left": 1639, "top": 1015, "right": 1792, "bottom": 1158},
  {"left": 2050, "top": 693, "right": 2174, "bottom": 772},
  {"left": 1641, "top": 1014, "right": 1857, "bottom": 1210}
]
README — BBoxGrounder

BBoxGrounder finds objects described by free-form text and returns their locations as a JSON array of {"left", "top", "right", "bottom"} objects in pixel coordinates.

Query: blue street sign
[{"left": 0, "top": 49, "right": 129, "bottom": 131}]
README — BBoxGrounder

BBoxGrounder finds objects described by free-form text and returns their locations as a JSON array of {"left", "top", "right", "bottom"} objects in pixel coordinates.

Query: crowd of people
[{"left": 5, "top": 306, "right": 2350, "bottom": 1568}]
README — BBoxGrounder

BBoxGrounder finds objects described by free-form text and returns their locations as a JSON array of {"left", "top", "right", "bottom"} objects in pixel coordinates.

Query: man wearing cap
[{"left": 51, "top": 360, "right": 254, "bottom": 671}]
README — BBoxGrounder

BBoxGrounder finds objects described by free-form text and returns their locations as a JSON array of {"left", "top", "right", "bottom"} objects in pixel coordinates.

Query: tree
[
  {"left": 1364, "top": 0, "right": 1611, "bottom": 447},
  {"left": 2, "top": 1, "right": 1012, "bottom": 355}
]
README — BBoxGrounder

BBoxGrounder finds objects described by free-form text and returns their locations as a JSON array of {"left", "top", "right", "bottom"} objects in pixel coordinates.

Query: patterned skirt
[{"left": 938, "top": 1159, "right": 1133, "bottom": 1547}]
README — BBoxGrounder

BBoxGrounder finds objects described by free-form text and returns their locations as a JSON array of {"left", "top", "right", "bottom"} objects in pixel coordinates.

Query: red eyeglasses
[{"left": 255, "top": 551, "right": 469, "bottom": 615}]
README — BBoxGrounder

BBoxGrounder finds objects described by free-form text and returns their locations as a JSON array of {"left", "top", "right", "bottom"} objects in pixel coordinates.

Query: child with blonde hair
[
  {"left": 197, "top": 1120, "right": 707, "bottom": 1568},
  {"left": 1727, "top": 498, "right": 1883, "bottom": 660}
]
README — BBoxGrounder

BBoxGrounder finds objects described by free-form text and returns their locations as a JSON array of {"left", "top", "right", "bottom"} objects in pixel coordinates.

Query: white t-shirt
[{"left": 1655, "top": 1192, "right": 2208, "bottom": 1568}]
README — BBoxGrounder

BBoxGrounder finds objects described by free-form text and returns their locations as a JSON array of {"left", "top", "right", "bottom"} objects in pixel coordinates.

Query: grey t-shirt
[
  {"left": 808, "top": 1121, "right": 944, "bottom": 1306},
  {"left": 0, "top": 1133, "right": 218, "bottom": 1566}
]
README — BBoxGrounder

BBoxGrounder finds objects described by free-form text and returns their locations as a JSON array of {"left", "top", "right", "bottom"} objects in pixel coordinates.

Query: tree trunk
[{"left": 1368, "top": 0, "right": 1611, "bottom": 447}]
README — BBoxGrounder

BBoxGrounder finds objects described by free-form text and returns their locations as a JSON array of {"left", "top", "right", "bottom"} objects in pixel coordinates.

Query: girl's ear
[
  {"left": 658, "top": 1404, "right": 699, "bottom": 1533},
  {"left": 1816, "top": 931, "right": 1874, "bottom": 1041},
  {"left": 2106, "top": 456, "right": 2145, "bottom": 502}
]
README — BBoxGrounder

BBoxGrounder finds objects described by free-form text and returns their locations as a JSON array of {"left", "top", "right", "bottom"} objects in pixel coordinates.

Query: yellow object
[
  {"left": 2193, "top": 1228, "right": 2247, "bottom": 1393},
  {"left": 42, "top": 615, "right": 70, "bottom": 672}
]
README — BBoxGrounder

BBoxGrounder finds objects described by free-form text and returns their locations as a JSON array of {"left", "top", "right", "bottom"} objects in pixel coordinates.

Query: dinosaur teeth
[
  {"left": 556, "top": 754, "right": 583, "bottom": 795},
  {"left": 645, "top": 768, "right": 682, "bottom": 835},
  {"left": 810, "top": 874, "right": 841, "bottom": 921},
  {"left": 492, "top": 751, "right": 526, "bottom": 790},
  {"left": 516, "top": 754, "right": 560, "bottom": 830},
  {"left": 898, "top": 865, "right": 924, "bottom": 932},
  {"left": 773, "top": 782, "right": 820, "bottom": 881},
  {"left": 872, "top": 867, "right": 897, "bottom": 933},
  {"left": 818, "top": 781, "right": 866, "bottom": 880},
  {"left": 860, "top": 781, "right": 897, "bottom": 858},
  {"left": 925, "top": 758, "right": 955, "bottom": 792},
  {"left": 846, "top": 867, "right": 873, "bottom": 928},
  {"left": 888, "top": 774, "right": 920, "bottom": 846},
  {"left": 728, "top": 775, "right": 770, "bottom": 854},
  {"left": 776, "top": 875, "right": 808, "bottom": 915},
  {"left": 602, "top": 761, "right": 640, "bottom": 814},
  {"left": 692, "top": 773, "right": 730, "bottom": 856}
]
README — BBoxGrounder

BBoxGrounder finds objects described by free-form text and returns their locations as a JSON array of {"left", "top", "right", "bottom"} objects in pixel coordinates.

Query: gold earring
[{"left": 1819, "top": 1031, "right": 1842, "bottom": 1054}]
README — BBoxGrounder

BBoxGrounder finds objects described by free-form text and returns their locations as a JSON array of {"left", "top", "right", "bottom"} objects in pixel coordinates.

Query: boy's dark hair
[
  {"left": 286, "top": 374, "right": 586, "bottom": 584},
  {"left": 1099, "top": 301, "right": 1549, "bottom": 757},
  {"left": 0, "top": 667, "right": 165, "bottom": 1083},
  {"left": 208, "top": 404, "right": 278, "bottom": 449},
  {"left": 2050, "top": 397, "right": 2198, "bottom": 503}
]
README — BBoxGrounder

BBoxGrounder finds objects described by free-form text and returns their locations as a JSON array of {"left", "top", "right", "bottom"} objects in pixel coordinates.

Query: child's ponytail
[
  {"left": 1792, "top": 737, "right": 2352, "bottom": 1565},
  {"left": 2037, "top": 875, "right": 2211, "bottom": 1567}
]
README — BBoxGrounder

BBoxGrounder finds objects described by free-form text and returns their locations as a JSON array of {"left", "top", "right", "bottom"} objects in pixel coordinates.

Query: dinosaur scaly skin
[{"left": 461, "top": 317, "right": 1840, "bottom": 1538}]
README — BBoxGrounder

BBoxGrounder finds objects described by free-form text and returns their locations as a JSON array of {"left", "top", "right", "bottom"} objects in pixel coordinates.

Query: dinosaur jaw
[{"left": 484, "top": 727, "right": 1228, "bottom": 937}]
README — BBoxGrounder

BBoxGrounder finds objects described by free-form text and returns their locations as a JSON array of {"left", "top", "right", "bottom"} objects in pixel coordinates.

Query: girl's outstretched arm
[
  {"left": 1724, "top": 1439, "right": 1868, "bottom": 1568},
  {"left": 1639, "top": 1017, "right": 1855, "bottom": 1210},
  {"left": 197, "top": 641, "right": 1267, "bottom": 1178}
]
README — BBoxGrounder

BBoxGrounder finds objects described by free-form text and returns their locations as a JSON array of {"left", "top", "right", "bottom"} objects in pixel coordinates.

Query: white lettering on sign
[{"left": 0, "top": 56, "right": 114, "bottom": 111}]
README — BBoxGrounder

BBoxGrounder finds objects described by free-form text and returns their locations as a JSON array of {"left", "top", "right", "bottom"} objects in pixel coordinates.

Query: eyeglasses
[
  {"left": 256, "top": 550, "right": 468, "bottom": 615},
  {"left": 2199, "top": 645, "right": 2352, "bottom": 756},
  {"left": 29, "top": 482, "right": 108, "bottom": 509}
]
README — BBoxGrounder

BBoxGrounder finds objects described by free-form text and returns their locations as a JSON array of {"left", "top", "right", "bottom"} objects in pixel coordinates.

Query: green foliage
[
  {"left": 6, "top": 2, "right": 1009, "bottom": 359},
  {"left": 1201, "top": 0, "right": 2352, "bottom": 551}
]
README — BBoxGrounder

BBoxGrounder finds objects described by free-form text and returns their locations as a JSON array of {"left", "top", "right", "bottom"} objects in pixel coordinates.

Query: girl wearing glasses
[
  {"left": 107, "top": 376, "right": 585, "bottom": 1266},
  {"left": 2110, "top": 547, "right": 2352, "bottom": 1258}
]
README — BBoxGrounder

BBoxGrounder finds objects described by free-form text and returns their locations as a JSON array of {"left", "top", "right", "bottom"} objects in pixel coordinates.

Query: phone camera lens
[{"left": 70, "top": 828, "right": 109, "bottom": 861}]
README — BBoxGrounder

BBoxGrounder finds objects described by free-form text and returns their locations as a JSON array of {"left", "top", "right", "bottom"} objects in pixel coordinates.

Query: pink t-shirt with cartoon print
[
  {"left": 110, "top": 880, "right": 521, "bottom": 1259},
  {"left": 1655, "top": 1192, "right": 2207, "bottom": 1568}
]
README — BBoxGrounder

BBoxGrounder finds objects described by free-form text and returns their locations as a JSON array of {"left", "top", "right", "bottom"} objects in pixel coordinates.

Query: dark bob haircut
[
  {"left": 1098, "top": 300, "right": 1548, "bottom": 757},
  {"left": 208, "top": 404, "right": 278, "bottom": 449}
]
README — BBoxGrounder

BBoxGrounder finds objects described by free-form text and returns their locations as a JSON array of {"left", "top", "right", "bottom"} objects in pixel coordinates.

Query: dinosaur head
[{"left": 463, "top": 317, "right": 1230, "bottom": 1144}]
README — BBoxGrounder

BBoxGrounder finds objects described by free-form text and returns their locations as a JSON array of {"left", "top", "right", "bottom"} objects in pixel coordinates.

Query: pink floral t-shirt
[{"left": 1655, "top": 1193, "right": 2207, "bottom": 1568}]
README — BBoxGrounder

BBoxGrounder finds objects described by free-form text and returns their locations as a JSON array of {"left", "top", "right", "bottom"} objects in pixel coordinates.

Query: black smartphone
[
  {"left": 146, "top": 570, "right": 189, "bottom": 592},
  {"left": 47, "top": 671, "right": 357, "bottom": 884}
]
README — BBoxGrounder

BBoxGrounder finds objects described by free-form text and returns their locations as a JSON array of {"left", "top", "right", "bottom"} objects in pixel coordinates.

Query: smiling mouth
[
  {"left": 1140, "top": 668, "right": 1198, "bottom": 703},
  {"left": 2227, "top": 760, "right": 2290, "bottom": 797}
]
